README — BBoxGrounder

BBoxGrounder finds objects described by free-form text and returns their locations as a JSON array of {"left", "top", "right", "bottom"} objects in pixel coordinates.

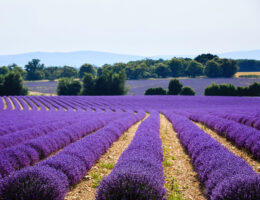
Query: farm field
[
  {"left": 24, "top": 77, "right": 260, "bottom": 95},
  {"left": 0, "top": 96, "right": 259, "bottom": 200},
  {"left": 235, "top": 72, "right": 260, "bottom": 77}
]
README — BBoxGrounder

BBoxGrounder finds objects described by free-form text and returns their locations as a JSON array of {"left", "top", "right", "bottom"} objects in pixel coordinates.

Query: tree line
[
  {"left": 2, "top": 53, "right": 258, "bottom": 81},
  {"left": 144, "top": 79, "right": 260, "bottom": 96},
  {"left": 56, "top": 69, "right": 127, "bottom": 96}
]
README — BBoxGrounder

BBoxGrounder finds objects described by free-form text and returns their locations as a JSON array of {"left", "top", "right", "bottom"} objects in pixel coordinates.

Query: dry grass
[
  {"left": 28, "top": 91, "right": 56, "bottom": 96},
  {"left": 235, "top": 72, "right": 260, "bottom": 77},
  {"left": 160, "top": 114, "right": 206, "bottom": 200}
]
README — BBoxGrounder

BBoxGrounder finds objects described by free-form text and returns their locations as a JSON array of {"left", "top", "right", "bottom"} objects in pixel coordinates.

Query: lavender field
[
  {"left": 24, "top": 77, "right": 260, "bottom": 95},
  {"left": 0, "top": 96, "right": 259, "bottom": 200}
]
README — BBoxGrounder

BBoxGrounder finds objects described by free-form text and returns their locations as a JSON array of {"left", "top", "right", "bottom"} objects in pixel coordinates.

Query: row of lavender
[
  {"left": 2, "top": 96, "right": 260, "bottom": 113},
  {"left": 0, "top": 111, "right": 145, "bottom": 199},
  {"left": 189, "top": 112, "right": 260, "bottom": 159},
  {"left": 97, "top": 112, "right": 165, "bottom": 200},
  {"left": 0, "top": 96, "right": 129, "bottom": 112},
  {"left": 0, "top": 111, "right": 126, "bottom": 179},
  {"left": 163, "top": 111, "right": 260, "bottom": 200}
]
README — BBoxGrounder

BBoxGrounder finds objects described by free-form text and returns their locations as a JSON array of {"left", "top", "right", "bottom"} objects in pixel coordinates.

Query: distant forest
[{"left": 0, "top": 53, "right": 260, "bottom": 81}]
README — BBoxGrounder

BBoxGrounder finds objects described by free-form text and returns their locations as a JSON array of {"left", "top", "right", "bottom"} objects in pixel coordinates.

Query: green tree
[
  {"left": 168, "top": 79, "right": 183, "bottom": 95},
  {"left": 155, "top": 63, "right": 171, "bottom": 78},
  {"left": 185, "top": 60, "right": 204, "bottom": 77},
  {"left": 79, "top": 64, "right": 96, "bottom": 79},
  {"left": 144, "top": 87, "right": 167, "bottom": 95},
  {"left": 113, "top": 63, "right": 127, "bottom": 73},
  {"left": 95, "top": 69, "right": 113, "bottom": 95},
  {"left": 0, "top": 67, "right": 10, "bottom": 75},
  {"left": 220, "top": 59, "right": 239, "bottom": 77},
  {"left": 180, "top": 86, "right": 195, "bottom": 95},
  {"left": 58, "top": 66, "right": 78, "bottom": 78},
  {"left": 25, "top": 59, "right": 45, "bottom": 80},
  {"left": 57, "top": 78, "right": 81, "bottom": 95},
  {"left": 0, "top": 72, "right": 28, "bottom": 95},
  {"left": 167, "top": 58, "right": 184, "bottom": 77},
  {"left": 44, "top": 67, "right": 59, "bottom": 81},
  {"left": 0, "top": 75, "right": 4, "bottom": 93},
  {"left": 111, "top": 70, "right": 127, "bottom": 95},
  {"left": 81, "top": 73, "right": 96, "bottom": 95},
  {"left": 247, "top": 82, "right": 260, "bottom": 96},
  {"left": 204, "top": 60, "right": 223, "bottom": 77},
  {"left": 12, "top": 66, "right": 27, "bottom": 79},
  {"left": 194, "top": 53, "right": 218, "bottom": 65}
]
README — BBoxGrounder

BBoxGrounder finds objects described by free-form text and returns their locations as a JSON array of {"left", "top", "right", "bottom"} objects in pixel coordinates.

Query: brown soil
[
  {"left": 160, "top": 114, "right": 206, "bottom": 200},
  {"left": 14, "top": 97, "right": 23, "bottom": 110},
  {"left": 65, "top": 115, "right": 147, "bottom": 200},
  {"left": 194, "top": 122, "right": 260, "bottom": 174},
  {"left": 2, "top": 97, "right": 7, "bottom": 110},
  {"left": 8, "top": 97, "right": 15, "bottom": 110}
]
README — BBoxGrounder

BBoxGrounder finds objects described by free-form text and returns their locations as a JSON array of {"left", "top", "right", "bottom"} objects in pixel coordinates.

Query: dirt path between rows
[
  {"left": 160, "top": 114, "right": 206, "bottom": 200},
  {"left": 65, "top": 114, "right": 147, "bottom": 200},
  {"left": 194, "top": 122, "right": 260, "bottom": 174}
]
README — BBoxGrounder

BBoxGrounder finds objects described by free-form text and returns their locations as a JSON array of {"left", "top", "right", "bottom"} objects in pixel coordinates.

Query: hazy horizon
[{"left": 1, "top": 0, "right": 260, "bottom": 56}]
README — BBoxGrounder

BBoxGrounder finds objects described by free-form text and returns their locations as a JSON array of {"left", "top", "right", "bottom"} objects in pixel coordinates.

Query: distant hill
[
  {"left": 0, "top": 49, "right": 259, "bottom": 67},
  {"left": 219, "top": 50, "right": 260, "bottom": 60}
]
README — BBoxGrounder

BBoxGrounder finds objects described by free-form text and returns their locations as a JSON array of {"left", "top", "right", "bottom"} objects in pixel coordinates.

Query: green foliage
[
  {"left": 0, "top": 75, "right": 4, "bottom": 93},
  {"left": 144, "top": 87, "right": 167, "bottom": 95},
  {"left": 57, "top": 78, "right": 81, "bottom": 95},
  {"left": 185, "top": 60, "right": 204, "bottom": 77},
  {"left": 0, "top": 67, "right": 10, "bottom": 75},
  {"left": 236, "top": 59, "right": 260, "bottom": 72},
  {"left": 81, "top": 69, "right": 127, "bottom": 95},
  {"left": 204, "top": 83, "right": 239, "bottom": 96},
  {"left": 168, "top": 79, "right": 183, "bottom": 95},
  {"left": 79, "top": 64, "right": 96, "bottom": 78},
  {"left": 58, "top": 66, "right": 78, "bottom": 78},
  {"left": 204, "top": 82, "right": 260, "bottom": 96},
  {"left": 179, "top": 87, "right": 195, "bottom": 95},
  {"left": 25, "top": 59, "right": 45, "bottom": 80},
  {"left": 155, "top": 63, "right": 171, "bottom": 78},
  {"left": 0, "top": 72, "right": 28, "bottom": 95},
  {"left": 194, "top": 53, "right": 218, "bottom": 65},
  {"left": 220, "top": 59, "right": 239, "bottom": 77},
  {"left": 12, "top": 66, "right": 27, "bottom": 79},
  {"left": 167, "top": 58, "right": 184, "bottom": 77},
  {"left": 204, "top": 60, "right": 223, "bottom": 77},
  {"left": 100, "top": 162, "right": 115, "bottom": 170},
  {"left": 247, "top": 82, "right": 260, "bottom": 96},
  {"left": 81, "top": 73, "right": 96, "bottom": 95},
  {"left": 44, "top": 67, "right": 59, "bottom": 81},
  {"left": 238, "top": 75, "right": 260, "bottom": 78}
]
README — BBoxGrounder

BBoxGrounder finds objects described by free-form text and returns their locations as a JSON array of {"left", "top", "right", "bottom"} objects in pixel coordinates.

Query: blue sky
[{"left": 0, "top": 0, "right": 259, "bottom": 56}]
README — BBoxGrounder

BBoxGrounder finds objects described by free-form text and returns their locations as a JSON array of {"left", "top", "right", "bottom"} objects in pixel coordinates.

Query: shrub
[
  {"left": 57, "top": 78, "right": 81, "bottom": 95},
  {"left": 204, "top": 83, "right": 236, "bottom": 96},
  {"left": 180, "top": 86, "right": 195, "bottom": 95},
  {"left": 205, "top": 82, "right": 260, "bottom": 96},
  {"left": 0, "top": 72, "right": 28, "bottom": 96},
  {"left": 167, "top": 79, "right": 183, "bottom": 95},
  {"left": 247, "top": 82, "right": 260, "bottom": 96},
  {"left": 144, "top": 87, "right": 167, "bottom": 95}
]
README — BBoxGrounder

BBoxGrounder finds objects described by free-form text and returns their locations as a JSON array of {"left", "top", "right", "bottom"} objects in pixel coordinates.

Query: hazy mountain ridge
[{"left": 0, "top": 50, "right": 259, "bottom": 67}]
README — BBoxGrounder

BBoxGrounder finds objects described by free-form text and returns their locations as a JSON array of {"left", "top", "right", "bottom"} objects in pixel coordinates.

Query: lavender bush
[
  {"left": 96, "top": 112, "right": 166, "bottom": 200},
  {"left": 164, "top": 111, "right": 260, "bottom": 200}
]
